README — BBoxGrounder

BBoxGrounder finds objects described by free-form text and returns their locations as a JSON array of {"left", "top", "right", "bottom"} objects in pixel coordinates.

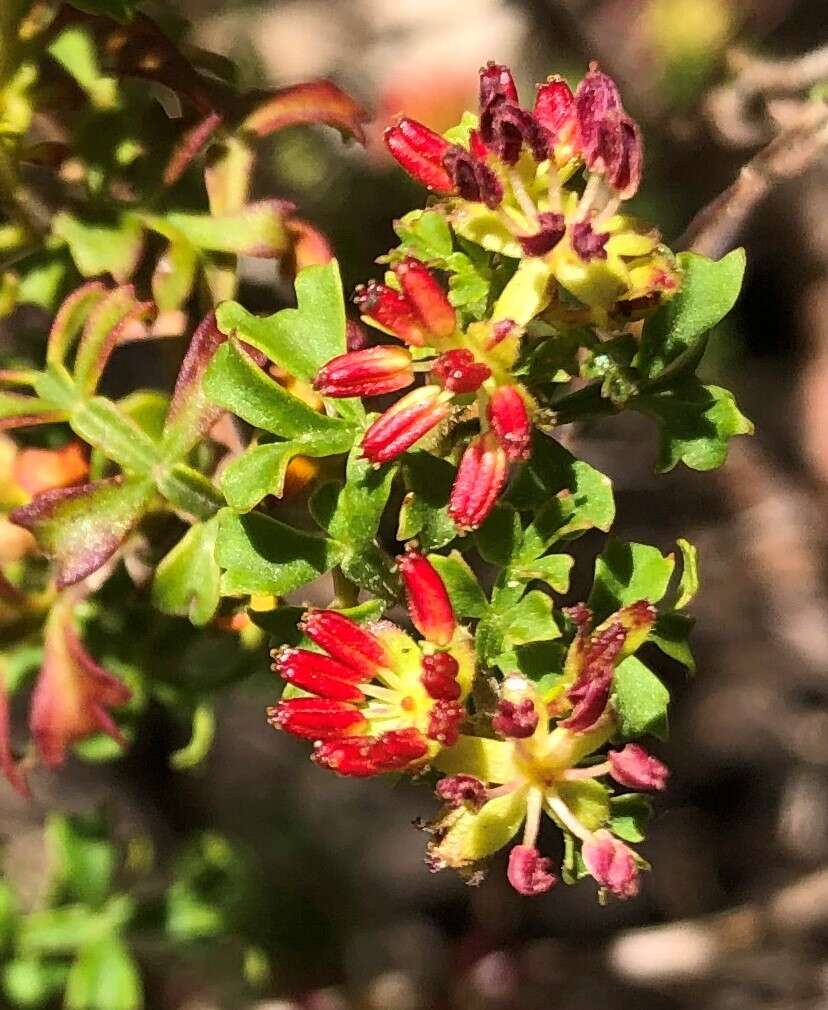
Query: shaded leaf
[
  {"left": 612, "top": 656, "right": 669, "bottom": 740},
  {"left": 54, "top": 213, "right": 143, "bottom": 284},
  {"left": 152, "top": 516, "right": 221, "bottom": 626},
  {"left": 609, "top": 793, "right": 652, "bottom": 842},
  {"left": 589, "top": 539, "right": 675, "bottom": 622},
  {"left": 427, "top": 551, "right": 489, "bottom": 618}
]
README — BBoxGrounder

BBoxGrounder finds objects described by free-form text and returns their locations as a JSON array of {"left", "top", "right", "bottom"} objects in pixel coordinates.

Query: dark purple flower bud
[
  {"left": 571, "top": 221, "right": 609, "bottom": 262},
  {"left": 442, "top": 146, "right": 504, "bottom": 209},
  {"left": 479, "top": 63, "right": 519, "bottom": 146},
  {"left": 607, "top": 114, "right": 642, "bottom": 199},
  {"left": 486, "top": 104, "right": 549, "bottom": 165},
  {"left": 436, "top": 773, "right": 487, "bottom": 810},
  {"left": 518, "top": 212, "right": 566, "bottom": 256},
  {"left": 574, "top": 64, "right": 623, "bottom": 160},
  {"left": 493, "top": 698, "right": 539, "bottom": 739},
  {"left": 507, "top": 845, "right": 557, "bottom": 896},
  {"left": 609, "top": 744, "right": 669, "bottom": 791}
]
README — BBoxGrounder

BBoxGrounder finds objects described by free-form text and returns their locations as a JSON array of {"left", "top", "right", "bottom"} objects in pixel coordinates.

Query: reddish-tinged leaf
[
  {"left": 47, "top": 280, "right": 109, "bottom": 366},
  {"left": 74, "top": 285, "right": 155, "bottom": 395},
  {"left": 10, "top": 475, "right": 155, "bottom": 587},
  {"left": 30, "top": 596, "right": 131, "bottom": 768},
  {"left": 163, "top": 110, "right": 224, "bottom": 187},
  {"left": 0, "top": 672, "right": 29, "bottom": 798},
  {"left": 162, "top": 312, "right": 226, "bottom": 460},
  {"left": 241, "top": 80, "right": 368, "bottom": 144},
  {"left": 285, "top": 218, "right": 334, "bottom": 270},
  {"left": 0, "top": 392, "right": 65, "bottom": 430}
]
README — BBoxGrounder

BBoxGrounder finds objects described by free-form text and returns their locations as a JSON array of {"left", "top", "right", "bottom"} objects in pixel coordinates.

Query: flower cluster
[
  {"left": 269, "top": 551, "right": 475, "bottom": 775},
  {"left": 312, "top": 61, "right": 681, "bottom": 532}
]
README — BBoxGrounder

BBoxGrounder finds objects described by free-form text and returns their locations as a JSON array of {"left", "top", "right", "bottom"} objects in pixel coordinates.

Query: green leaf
[
  {"left": 498, "top": 590, "right": 560, "bottom": 645},
  {"left": 170, "top": 703, "right": 216, "bottom": 770},
  {"left": 475, "top": 505, "right": 522, "bottom": 566},
  {"left": 70, "top": 398, "right": 160, "bottom": 473},
  {"left": 155, "top": 463, "right": 224, "bottom": 521},
  {"left": 18, "top": 897, "right": 133, "bottom": 956},
  {"left": 215, "top": 262, "right": 362, "bottom": 422},
  {"left": 46, "top": 813, "right": 116, "bottom": 907},
  {"left": 510, "top": 553, "right": 573, "bottom": 593},
  {"left": 204, "top": 340, "right": 355, "bottom": 446},
  {"left": 2, "top": 958, "right": 67, "bottom": 1009},
  {"left": 427, "top": 551, "right": 489, "bottom": 618},
  {"left": 152, "top": 517, "right": 221, "bottom": 626},
  {"left": 73, "top": 286, "right": 152, "bottom": 396},
  {"left": 11, "top": 475, "right": 155, "bottom": 588},
  {"left": 508, "top": 432, "right": 615, "bottom": 538},
  {"left": 48, "top": 25, "right": 118, "bottom": 110},
  {"left": 65, "top": 936, "right": 142, "bottom": 1010},
  {"left": 397, "top": 452, "right": 458, "bottom": 551},
  {"left": 161, "top": 201, "right": 289, "bottom": 258},
  {"left": 47, "top": 281, "right": 108, "bottom": 366},
  {"left": 53, "top": 212, "right": 143, "bottom": 284},
  {"left": 589, "top": 539, "right": 675, "bottom": 621},
  {"left": 556, "top": 780, "right": 610, "bottom": 831},
  {"left": 638, "top": 249, "right": 746, "bottom": 379},
  {"left": 221, "top": 440, "right": 319, "bottom": 511},
  {"left": 634, "top": 378, "right": 753, "bottom": 472},
  {"left": 609, "top": 793, "right": 652, "bottom": 842},
  {"left": 215, "top": 508, "right": 343, "bottom": 596},
  {"left": 612, "top": 656, "right": 670, "bottom": 740},
  {"left": 152, "top": 239, "right": 198, "bottom": 311},
  {"left": 393, "top": 210, "right": 453, "bottom": 262},
  {"left": 650, "top": 612, "right": 695, "bottom": 672}
]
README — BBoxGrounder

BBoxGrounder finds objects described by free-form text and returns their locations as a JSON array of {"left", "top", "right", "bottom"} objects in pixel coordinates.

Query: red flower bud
[
  {"left": 582, "top": 830, "right": 639, "bottom": 899},
  {"left": 534, "top": 77, "right": 575, "bottom": 139},
  {"left": 449, "top": 431, "right": 509, "bottom": 531},
  {"left": 393, "top": 258, "right": 456, "bottom": 341},
  {"left": 398, "top": 549, "right": 456, "bottom": 647},
  {"left": 436, "top": 773, "right": 486, "bottom": 810},
  {"left": 426, "top": 699, "right": 464, "bottom": 747},
  {"left": 354, "top": 281, "right": 429, "bottom": 347},
  {"left": 314, "top": 346, "right": 414, "bottom": 398},
  {"left": 574, "top": 64, "right": 622, "bottom": 160},
  {"left": 571, "top": 220, "right": 609, "bottom": 262},
  {"left": 432, "top": 349, "right": 491, "bottom": 393},
  {"left": 420, "top": 652, "right": 461, "bottom": 700},
  {"left": 313, "top": 727, "right": 429, "bottom": 777},
  {"left": 488, "top": 386, "right": 532, "bottom": 461},
  {"left": 479, "top": 62, "right": 519, "bottom": 110},
  {"left": 273, "top": 647, "right": 366, "bottom": 702},
  {"left": 608, "top": 743, "right": 669, "bottom": 791},
  {"left": 301, "top": 610, "right": 391, "bottom": 679},
  {"left": 507, "top": 845, "right": 557, "bottom": 896},
  {"left": 518, "top": 212, "right": 566, "bottom": 257},
  {"left": 492, "top": 698, "right": 539, "bottom": 739},
  {"left": 384, "top": 117, "right": 454, "bottom": 193},
  {"left": 268, "top": 697, "right": 367, "bottom": 740},
  {"left": 362, "top": 386, "right": 452, "bottom": 464}
]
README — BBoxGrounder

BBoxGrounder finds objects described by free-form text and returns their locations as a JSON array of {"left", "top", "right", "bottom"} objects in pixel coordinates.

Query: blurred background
[{"left": 5, "top": 0, "right": 828, "bottom": 1007}]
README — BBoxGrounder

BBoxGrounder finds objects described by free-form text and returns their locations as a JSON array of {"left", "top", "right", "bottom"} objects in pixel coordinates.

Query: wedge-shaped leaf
[
  {"left": 638, "top": 249, "right": 746, "bottom": 379},
  {"left": 216, "top": 508, "right": 343, "bottom": 596},
  {"left": 634, "top": 378, "right": 753, "bottom": 472},
  {"left": 54, "top": 212, "right": 143, "bottom": 284},
  {"left": 65, "top": 935, "right": 143, "bottom": 1010},
  {"left": 609, "top": 793, "right": 652, "bottom": 842},
  {"left": 162, "top": 201, "right": 290, "bottom": 258},
  {"left": 152, "top": 516, "right": 221, "bottom": 626},
  {"left": 612, "top": 656, "right": 669, "bottom": 740},
  {"left": 11, "top": 476, "right": 155, "bottom": 587},
  {"left": 398, "top": 451, "right": 458, "bottom": 551},
  {"left": 215, "top": 261, "right": 362, "bottom": 421},
  {"left": 204, "top": 340, "right": 355, "bottom": 446},
  {"left": 427, "top": 551, "right": 489, "bottom": 618},
  {"left": 162, "top": 313, "right": 226, "bottom": 461},
  {"left": 589, "top": 539, "right": 675, "bottom": 622},
  {"left": 394, "top": 210, "right": 454, "bottom": 262},
  {"left": 498, "top": 590, "right": 560, "bottom": 646},
  {"left": 510, "top": 553, "right": 573, "bottom": 594},
  {"left": 475, "top": 504, "right": 522, "bottom": 566},
  {"left": 650, "top": 612, "right": 695, "bottom": 672},
  {"left": 222, "top": 439, "right": 324, "bottom": 512},
  {"left": 241, "top": 80, "right": 368, "bottom": 142}
]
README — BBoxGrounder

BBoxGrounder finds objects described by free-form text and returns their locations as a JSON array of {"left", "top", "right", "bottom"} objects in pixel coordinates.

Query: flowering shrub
[{"left": 0, "top": 2, "right": 755, "bottom": 1002}]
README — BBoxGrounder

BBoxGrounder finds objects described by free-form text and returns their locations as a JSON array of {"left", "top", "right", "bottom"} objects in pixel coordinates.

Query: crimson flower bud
[
  {"left": 436, "top": 773, "right": 486, "bottom": 810},
  {"left": 314, "top": 346, "right": 414, "bottom": 398},
  {"left": 449, "top": 431, "right": 509, "bottom": 531},
  {"left": 362, "top": 386, "right": 452, "bottom": 464},
  {"left": 442, "top": 146, "right": 504, "bottom": 209},
  {"left": 268, "top": 697, "right": 368, "bottom": 740},
  {"left": 609, "top": 743, "right": 669, "bottom": 791},
  {"left": 507, "top": 845, "right": 557, "bottom": 896},
  {"left": 273, "top": 647, "right": 366, "bottom": 702},
  {"left": 384, "top": 117, "right": 454, "bottom": 193},
  {"left": 479, "top": 62, "right": 519, "bottom": 111},
  {"left": 301, "top": 609, "right": 391, "bottom": 679},
  {"left": 313, "top": 727, "right": 429, "bottom": 777},
  {"left": 534, "top": 76, "right": 575, "bottom": 139},
  {"left": 574, "top": 64, "right": 622, "bottom": 160},
  {"left": 488, "top": 386, "right": 532, "bottom": 461},
  {"left": 398, "top": 549, "right": 456, "bottom": 646},
  {"left": 432, "top": 349, "right": 491, "bottom": 393},
  {"left": 518, "top": 212, "right": 566, "bottom": 257},
  {"left": 426, "top": 699, "right": 464, "bottom": 746},
  {"left": 393, "top": 258, "right": 456, "bottom": 341},
  {"left": 421, "top": 652, "right": 461, "bottom": 700},
  {"left": 492, "top": 698, "right": 539, "bottom": 739},
  {"left": 354, "top": 281, "right": 429, "bottom": 347},
  {"left": 582, "top": 830, "right": 639, "bottom": 899},
  {"left": 571, "top": 220, "right": 609, "bottom": 262}
]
